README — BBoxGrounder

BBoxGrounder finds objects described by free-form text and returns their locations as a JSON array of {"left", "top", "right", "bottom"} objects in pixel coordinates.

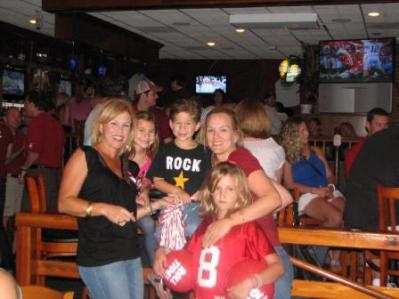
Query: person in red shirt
[
  {"left": 134, "top": 79, "right": 172, "bottom": 144},
  {"left": 0, "top": 120, "right": 13, "bottom": 221},
  {"left": 0, "top": 116, "right": 13, "bottom": 270},
  {"left": 154, "top": 162, "right": 283, "bottom": 299},
  {"left": 345, "top": 107, "right": 389, "bottom": 177},
  {"left": 19, "top": 91, "right": 65, "bottom": 213},
  {"left": 3, "top": 108, "right": 25, "bottom": 231}
]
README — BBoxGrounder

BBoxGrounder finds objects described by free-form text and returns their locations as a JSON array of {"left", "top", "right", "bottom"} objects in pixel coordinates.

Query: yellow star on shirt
[{"left": 174, "top": 171, "right": 189, "bottom": 190}]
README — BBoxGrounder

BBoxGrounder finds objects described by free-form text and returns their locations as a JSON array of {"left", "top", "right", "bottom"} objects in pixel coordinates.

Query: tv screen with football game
[
  {"left": 195, "top": 75, "right": 227, "bottom": 94},
  {"left": 2, "top": 68, "right": 25, "bottom": 96},
  {"left": 319, "top": 38, "right": 395, "bottom": 83}
]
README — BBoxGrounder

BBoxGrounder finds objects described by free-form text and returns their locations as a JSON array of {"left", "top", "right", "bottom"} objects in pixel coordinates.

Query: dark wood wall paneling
[{"left": 55, "top": 13, "right": 162, "bottom": 63}]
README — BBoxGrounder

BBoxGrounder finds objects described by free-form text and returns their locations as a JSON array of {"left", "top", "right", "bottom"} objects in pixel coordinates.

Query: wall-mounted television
[
  {"left": 2, "top": 68, "right": 25, "bottom": 97},
  {"left": 319, "top": 38, "right": 395, "bottom": 83},
  {"left": 195, "top": 75, "right": 227, "bottom": 94}
]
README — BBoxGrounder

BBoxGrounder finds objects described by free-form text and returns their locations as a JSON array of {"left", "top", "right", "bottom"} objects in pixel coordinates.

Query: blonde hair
[
  {"left": 280, "top": 117, "right": 305, "bottom": 163},
  {"left": 234, "top": 98, "right": 271, "bottom": 139},
  {"left": 91, "top": 99, "right": 135, "bottom": 156},
  {"left": 133, "top": 111, "right": 159, "bottom": 158},
  {"left": 201, "top": 162, "right": 251, "bottom": 218}
]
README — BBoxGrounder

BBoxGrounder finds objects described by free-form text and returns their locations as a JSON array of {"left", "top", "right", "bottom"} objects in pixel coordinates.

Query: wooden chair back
[
  {"left": 376, "top": 184, "right": 399, "bottom": 286},
  {"left": 25, "top": 174, "right": 47, "bottom": 213},
  {"left": 378, "top": 185, "right": 399, "bottom": 233},
  {"left": 278, "top": 187, "right": 299, "bottom": 226},
  {"left": 21, "top": 285, "right": 74, "bottom": 299},
  {"left": 277, "top": 187, "right": 321, "bottom": 227}
]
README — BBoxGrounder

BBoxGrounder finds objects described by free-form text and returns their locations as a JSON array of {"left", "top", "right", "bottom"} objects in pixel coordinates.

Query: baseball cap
[{"left": 136, "top": 79, "right": 163, "bottom": 95}]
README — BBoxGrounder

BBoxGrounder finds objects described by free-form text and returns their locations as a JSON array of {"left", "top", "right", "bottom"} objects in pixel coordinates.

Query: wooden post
[{"left": 16, "top": 223, "right": 33, "bottom": 285}]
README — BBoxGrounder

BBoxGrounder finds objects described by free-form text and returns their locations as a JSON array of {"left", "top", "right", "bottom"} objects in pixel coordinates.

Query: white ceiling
[{"left": 1, "top": 1, "right": 399, "bottom": 60}]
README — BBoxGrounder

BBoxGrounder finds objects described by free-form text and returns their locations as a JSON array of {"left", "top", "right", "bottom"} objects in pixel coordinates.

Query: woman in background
[
  {"left": 235, "top": 98, "right": 285, "bottom": 182},
  {"left": 281, "top": 117, "right": 345, "bottom": 228},
  {"left": 201, "top": 88, "right": 227, "bottom": 123}
]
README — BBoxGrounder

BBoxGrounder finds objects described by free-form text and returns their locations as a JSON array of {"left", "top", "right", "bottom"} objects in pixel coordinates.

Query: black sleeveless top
[{"left": 77, "top": 146, "right": 139, "bottom": 267}]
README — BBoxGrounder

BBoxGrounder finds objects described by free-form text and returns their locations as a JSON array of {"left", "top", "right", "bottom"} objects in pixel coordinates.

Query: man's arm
[{"left": 18, "top": 151, "right": 40, "bottom": 182}]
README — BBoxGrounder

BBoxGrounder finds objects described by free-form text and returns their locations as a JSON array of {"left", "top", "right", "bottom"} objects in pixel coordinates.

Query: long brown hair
[{"left": 280, "top": 117, "right": 306, "bottom": 163}]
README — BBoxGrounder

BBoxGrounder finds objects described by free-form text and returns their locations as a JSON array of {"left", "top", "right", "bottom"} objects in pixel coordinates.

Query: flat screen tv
[
  {"left": 2, "top": 68, "right": 25, "bottom": 96},
  {"left": 195, "top": 75, "right": 227, "bottom": 94},
  {"left": 319, "top": 38, "right": 395, "bottom": 83}
]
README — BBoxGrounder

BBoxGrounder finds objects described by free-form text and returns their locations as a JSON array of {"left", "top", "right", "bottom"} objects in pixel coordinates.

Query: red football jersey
[{"left": 186, "top": 218, "right": 273, "bottom": 299}]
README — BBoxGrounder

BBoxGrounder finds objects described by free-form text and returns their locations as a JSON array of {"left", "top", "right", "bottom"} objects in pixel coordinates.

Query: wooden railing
[
  {"left": 16, "top": 213, "right": 399, "bottom": 298},
  {"left": 280, "top": 227, "right": 399, "bottom": 298}
]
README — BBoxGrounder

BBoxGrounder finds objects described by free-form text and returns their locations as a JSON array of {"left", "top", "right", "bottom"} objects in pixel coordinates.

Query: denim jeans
[
  {"left": 137, "top": 215, "right": 157, "bottom": 264},
  {"left": 182, "top": 202, "right": 202, "bottom": 238},
  {"left": 274, "top": 245, "right": 294, "bottom": 299},
  {"left": 79, "top": 258, "right": 144, "bottom": 299}
]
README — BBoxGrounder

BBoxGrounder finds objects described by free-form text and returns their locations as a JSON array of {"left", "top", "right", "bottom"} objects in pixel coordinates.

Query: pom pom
[{"left": 159, "top": 204, "right": 186, "bottom": 250}]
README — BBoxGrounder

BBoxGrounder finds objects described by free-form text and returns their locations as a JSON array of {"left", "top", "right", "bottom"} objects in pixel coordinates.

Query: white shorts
[
  {"left": 297, "top": 189, "right": 344, "bottom": 216},
  {"left": 4, "top": 174, "right": 24, "bottom": 217}
]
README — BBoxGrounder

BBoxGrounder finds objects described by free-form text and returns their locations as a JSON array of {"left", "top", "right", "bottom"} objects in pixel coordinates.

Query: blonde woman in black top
[{"left": 58, "top": 99, "right": 171, "bottom": 299}]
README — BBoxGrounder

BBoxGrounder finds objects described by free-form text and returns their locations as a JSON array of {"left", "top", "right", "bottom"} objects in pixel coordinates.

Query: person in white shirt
[{"left": 235, "top": 98, "right": 285, "bottom": 182}]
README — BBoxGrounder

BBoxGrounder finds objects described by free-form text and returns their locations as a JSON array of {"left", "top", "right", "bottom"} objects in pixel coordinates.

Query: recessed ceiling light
[
  {"left": 207, "top": 42, "right": 216, "bottom": 47},
  {"left": 29, "top": 17, "right": 37, "bottom": 24},
  {"left": 235, "top": 28, "right": 245, "bottom": 33},
  {"left": 368, "top": 11, "right": 380, "bottom": 17}
]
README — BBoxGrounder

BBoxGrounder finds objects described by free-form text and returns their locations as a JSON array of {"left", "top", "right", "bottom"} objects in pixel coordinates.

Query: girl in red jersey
[{"left": 154, "top": 162, "right": 284, "bottom": 299}]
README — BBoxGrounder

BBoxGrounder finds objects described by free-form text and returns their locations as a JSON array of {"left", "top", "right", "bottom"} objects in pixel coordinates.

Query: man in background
[
  {"left": 344, "top": 126, "right": 399, "bottom": 230},
  {"left": 162, "top": 74, "right": 192, "bottom": 109},
  {"left": 19, "top": 91, "right": 65, "bottom": 213},
  {"left": 135, "top": 79, "right": 172, "bottom": 144},
  {"left": 345, "top": 107, "right": 389, "bottom": 177}
]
